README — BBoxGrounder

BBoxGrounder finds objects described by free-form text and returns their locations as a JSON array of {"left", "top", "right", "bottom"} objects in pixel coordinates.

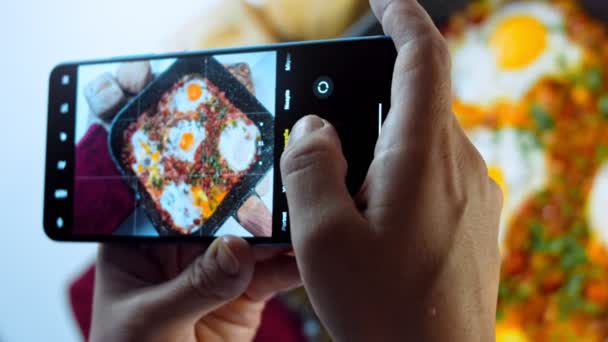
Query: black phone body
[{"left": 44, "top": 36, "right": 396, "bottom": 244}]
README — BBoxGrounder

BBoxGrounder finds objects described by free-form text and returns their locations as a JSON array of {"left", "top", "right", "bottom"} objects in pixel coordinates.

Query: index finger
[{"left": 370, "top": 0, "right": 453, "bottom": 154}]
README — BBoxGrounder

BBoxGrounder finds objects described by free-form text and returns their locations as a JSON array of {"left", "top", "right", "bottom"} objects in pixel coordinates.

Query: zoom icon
[{"left": 313, "top": 76, "right": 333, "bottom": 99}]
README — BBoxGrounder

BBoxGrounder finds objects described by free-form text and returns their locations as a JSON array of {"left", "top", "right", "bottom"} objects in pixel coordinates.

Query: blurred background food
[{"left": 165, "top": 0, "right": 371, "bottom": 51}]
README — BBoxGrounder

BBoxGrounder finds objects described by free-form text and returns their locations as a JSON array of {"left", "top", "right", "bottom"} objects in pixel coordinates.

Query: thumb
[
  {"left": 280, "top": 115, "right": 362, "bottom": 249},
  {"left": 137, "top": 236, "right": 254, "bottom": 323}
]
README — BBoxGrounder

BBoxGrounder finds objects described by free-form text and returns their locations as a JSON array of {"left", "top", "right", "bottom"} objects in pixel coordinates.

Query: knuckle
[{"left": 396, "top": 31, "right": 450, "bottom": 75}]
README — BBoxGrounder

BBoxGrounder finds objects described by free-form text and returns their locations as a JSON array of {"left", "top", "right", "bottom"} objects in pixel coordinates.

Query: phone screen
[{"left": 44, "top": 37, "right": 396, "bottom": 243}]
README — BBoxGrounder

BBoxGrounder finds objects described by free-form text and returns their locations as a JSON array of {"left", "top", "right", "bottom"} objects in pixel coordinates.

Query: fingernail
[
  {"left": 288, "top": 116, "right": 325, "bottom": 147},
  {"left": 216, "top": 237, "right": 240, "bottom": 276}
]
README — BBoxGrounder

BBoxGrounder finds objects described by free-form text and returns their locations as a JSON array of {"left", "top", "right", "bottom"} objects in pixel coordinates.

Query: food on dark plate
[
  {"left": 445, "top": 0, "right": 608, "bottom": 340},
  {"left": 116, "top": 61, "right": 152, "bottom": 94},
  {"left": 84, "top": 72, "right": 127, "bottom": 120},
  {"left": 122, "top": 74, "right": 261, "bottom": 235}
]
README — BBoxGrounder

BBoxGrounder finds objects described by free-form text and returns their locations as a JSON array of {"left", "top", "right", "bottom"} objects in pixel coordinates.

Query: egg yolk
[
  {"left": 179, "top": 132, "right": 195, "bottom": 151},
  {"left": 488, "top": 165, "right": 509, "bottom": 202},
  {"left": 140, "top": 141, "right": 150, "bottom": 152},
  {"left": 187, "top": 83, "right": 203, "bottom": 101},
  {"left": 496, "top": 325, "right": 529, "bottom": 342},
  {"left": 489, "top": 15, "right": 547, "bottom": 70},
  {"left": 151, "top": 151, "right": 160, "bottom": 162},
  {"left": 191, "top": 186, "right": 217, "bottom": 219}
]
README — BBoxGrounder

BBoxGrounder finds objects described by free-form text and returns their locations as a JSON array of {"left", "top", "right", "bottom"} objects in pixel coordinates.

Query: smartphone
[{"left": 44, "top": 36, "right": 396, "bottom": 244}]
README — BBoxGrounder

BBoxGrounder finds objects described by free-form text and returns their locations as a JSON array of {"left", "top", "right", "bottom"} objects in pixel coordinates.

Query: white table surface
[{"left": 0, "top": 0, "right": 223, "bottom": 340}]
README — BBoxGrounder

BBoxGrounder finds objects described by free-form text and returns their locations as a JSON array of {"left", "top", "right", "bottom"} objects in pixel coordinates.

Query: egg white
[
  {"left": 450, "top": 1, "right": 582, "bottom": 107},
  {"left": 219, "top": 119, "right": 260, "bottom": 172},
  {"left": 587, "top": 163, "right": 608, "bottom": 245},
  {"left": 469, "top": 128, "right": 547, "bottom": 247},
  {"left": 172, "top": 79, "right": 212, "bottom": 113},
  {"left": 164, "top": 119, "right": 206, "bottom": 162},
  {"left": 159, "top": 181, "right": 202, "bottom": 231}
]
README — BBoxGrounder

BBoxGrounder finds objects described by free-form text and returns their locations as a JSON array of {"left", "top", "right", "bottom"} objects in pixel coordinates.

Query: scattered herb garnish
[
  {"left": 151, "top": 177, "right": 163, "bottom": 190},
  {"left": 597, "top": 144, "right": 608, "bottom": 163},
  {"left": 558, "top": 273, "right": 586, "bottom": 319},
  {"left": 530, "top": 103, "right": 555, "bottom": 131},
  {"left": 598, "top": 95, "right": 608, "bottom": 118},
  {"left": 583, "top": 67, "right": 603, "bottom": 92}
]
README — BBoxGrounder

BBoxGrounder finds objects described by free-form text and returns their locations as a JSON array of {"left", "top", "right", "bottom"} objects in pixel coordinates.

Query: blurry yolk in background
[
  {"left": 490, "top": 15, "right": 547, "bottom": 70},
  {"left": 488, "top": 164, "right": 508, "bottom": 201},
  {"left": 496, "top": 323, "right": 529, "bottom": 342}
]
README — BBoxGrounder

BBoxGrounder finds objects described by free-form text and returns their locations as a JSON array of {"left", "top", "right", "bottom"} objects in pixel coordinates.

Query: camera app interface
[{"left": 45, "top": 39, "right": 395, "bottom": 240}]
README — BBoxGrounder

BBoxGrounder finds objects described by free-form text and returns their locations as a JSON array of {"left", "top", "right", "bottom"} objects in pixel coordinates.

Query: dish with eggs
[
  {"left": 445, "top": 0, "right": 608, "bottom": 340},
  {"left": 120, "top": 72, "right": 265, "bottom": 235}
]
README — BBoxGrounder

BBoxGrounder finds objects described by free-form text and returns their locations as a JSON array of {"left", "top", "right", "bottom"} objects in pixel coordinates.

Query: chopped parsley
[
  {"left": 583, "top": 67, "right": 604, "bottom": 93},
  {"left": 597, "top": 144, "right": 608, "bottom": 163},
  {"left": 598, "top": 95, "right": 608, "bottom": 118},
  {"left": 530, "top": 103, "right": 555, "bottom": 131},
  {"left": 218, "top": 107, "right": 228, "bottom": 119},
  {"left": 151, "top": 177, "right": 163, "bottom": 190}
]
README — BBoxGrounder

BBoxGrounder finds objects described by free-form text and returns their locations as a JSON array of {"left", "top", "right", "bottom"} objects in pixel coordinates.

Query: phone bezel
[{"left": 44, "top": 36, "right": 393, "bottom": 244}]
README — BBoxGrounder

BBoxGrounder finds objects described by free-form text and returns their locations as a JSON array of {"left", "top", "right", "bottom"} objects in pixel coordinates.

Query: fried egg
[
  {"left": 172, "top": 78, "right": 212, "bottom": 113},
  {"left": 469, "top": 128, "right": 547, "bottom": 247},
  {"left": 159, "top": 181, "right": 202, "bottom": 231},
  {"left": 130, "top": 129, "right": 162, "bottom": 179},
  {"left": 219, "top": 119, "right": 260, "bottom": 172},
  {"left": 496, "top": 321, "right": 529, "bottom": 342},
  {"left": 192, "top": 185, "right": 228, "bottom": 219},
  {"left": 450, "top": 2, "right": 582, "bottom": 107},
  {"left": 164, "top": 119, "right": 206, "bottom": 162},
  {"left": 587, "top": 162, "right": 608, "bottom": 245}
]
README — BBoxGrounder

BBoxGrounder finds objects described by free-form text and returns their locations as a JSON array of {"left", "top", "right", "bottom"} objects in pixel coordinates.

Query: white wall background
[{"left": 0, "top": 0, "right": 220, "bottom": 340}]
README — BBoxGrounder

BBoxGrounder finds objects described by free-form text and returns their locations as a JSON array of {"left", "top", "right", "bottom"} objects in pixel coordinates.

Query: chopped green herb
[
  {"left": 151, "top": 177, "right": 163, "bottom": 190},
  {"left": 530, "top": 104, "right": 554, "bottom": 131},
  {"left": 598, "top": 95, "right": 608, "bottom": 118},
  {"left": 560, "top": 237, "right": 587, "bottom": 270},
  {"left": 496, "top": 308, "right": 505, "bottom": 321},
  {"left": 546, "top": 237, "right": 566, "bottom": 254},
  {"left": 583, "top": 67, "right": 604, "bottom": 92},
  {"left": 219, "top": 107, "right": 228, "bottom": 119},
  {"left": 514, "top": 283, "right": 532, "bottom": 302},
  {"left": 581, "top": 301, "right": 601, "bottom": 315},
  {"left": 142, "top": 122, "right": 151, "bottom": 133},
  {"left": 498, "top": 283, "right": 510, "bottom": 300},
  {"left": 530, "top": 222, "right": 547, "bottom": 252},
  {"left": 571, "top": 221, "right": 587, "bottom": 238},
  {"left": 557, "top": 54, "right": 568, "bottom": 71},
  {"left": 597, "top": 144, "right": 608, "bottom": 163}
]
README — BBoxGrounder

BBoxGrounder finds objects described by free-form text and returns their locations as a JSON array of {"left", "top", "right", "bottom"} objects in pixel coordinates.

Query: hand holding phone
[
  {"left": 281, "top": 0, "right": 503, "bottom": 340},
  {"left": 90, "top": 236, "right": 301, "bottom": 341}
]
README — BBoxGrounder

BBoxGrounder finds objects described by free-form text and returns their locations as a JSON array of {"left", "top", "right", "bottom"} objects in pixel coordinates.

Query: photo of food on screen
[{"left": 72, "top": 52, "right": 276, "bottom": 238}]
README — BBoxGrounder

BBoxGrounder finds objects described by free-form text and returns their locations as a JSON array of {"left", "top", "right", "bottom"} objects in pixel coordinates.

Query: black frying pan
[{"left": 108, "top": 56, "right": 275, "bottom": 236}]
